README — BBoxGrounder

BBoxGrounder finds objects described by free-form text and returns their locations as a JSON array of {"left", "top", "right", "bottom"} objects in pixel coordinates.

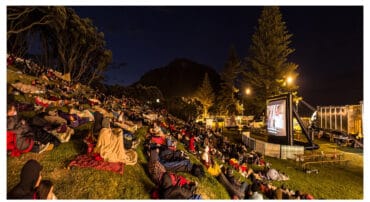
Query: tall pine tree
[
  {"left": 194, "top": 73, "right": 215, "bottom": 117},
  {"left": 242, "top": 6, "right": 299, "bottom": 115},
  {"left": 217, "top": 46, "right": 242, "bottom": 115}
]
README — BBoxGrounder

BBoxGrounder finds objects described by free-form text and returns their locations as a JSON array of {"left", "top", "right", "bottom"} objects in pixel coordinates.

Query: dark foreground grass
[{"left": 7, "top": 128, "right": 155, "bottom": 199}]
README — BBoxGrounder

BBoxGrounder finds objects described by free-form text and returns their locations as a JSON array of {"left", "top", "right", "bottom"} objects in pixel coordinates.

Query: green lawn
[
  {"left": 7, "top": 128, "right": 155, "bottom": 199},
  {"left": 8, "top": 128, "right": 363, "bottom": 199},
  {"left": 222, "top": 129, "right": 363, "bottom": 199},
  {"left": 7, "top": 127, "right": 230, "bottom": 199}
]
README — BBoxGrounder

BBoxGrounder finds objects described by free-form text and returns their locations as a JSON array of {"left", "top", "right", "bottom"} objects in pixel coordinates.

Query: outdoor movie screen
[{"left": 267, "top": 99, "right": 287, "bottom": 136}]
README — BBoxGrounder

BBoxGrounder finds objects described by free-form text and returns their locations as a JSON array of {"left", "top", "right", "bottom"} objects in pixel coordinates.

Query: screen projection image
[{"left": 267, "top": 99, "right": 287, "bottom": 136}]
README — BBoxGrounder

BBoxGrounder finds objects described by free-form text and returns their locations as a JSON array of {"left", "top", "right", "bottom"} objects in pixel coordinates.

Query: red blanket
[{"left": 68, "top": 154, "right": 124, "bottom": 174}]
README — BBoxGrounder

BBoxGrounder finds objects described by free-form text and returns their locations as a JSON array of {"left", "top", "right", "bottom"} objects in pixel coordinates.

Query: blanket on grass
[
  {"left": 93, "top": 128, "right": 138, "bottom": 165},
  {"left": 68, "top": 154, "right": 124, "bottom": 174},
  {"left": 11, "top": 82, "right": 44, "bottom": 94}
]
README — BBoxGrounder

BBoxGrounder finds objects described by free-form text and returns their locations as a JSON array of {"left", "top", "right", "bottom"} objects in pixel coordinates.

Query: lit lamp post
[
  {"left": 286, "top": 76, "right": 294, "bottom": 145},
  {"left": 286, "top": 76, "right": 293, "bottom": 91},
  {"left": 243, "top": 88, "right": 251, "bottom": 117},
  {"left": 246, "top": 88, "right": 251, "bottom": 96}
]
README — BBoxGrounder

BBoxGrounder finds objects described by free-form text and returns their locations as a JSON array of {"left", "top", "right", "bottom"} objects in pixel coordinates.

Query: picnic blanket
[
  {"left": 266, "top": 168, "right": 290, "bottom": 181},
  {"left": 69, "top": 108, "right": 95, "bottom": 122},
  {"left": 93, "top": 128, "right": 138, "bottom": 165},
  {"left": 88, "top": 98, "right": 101, "bottom": 105},
  {"left": 35, "top": 96, "right": 62, "bottom": 108},
  {"left": 93, "top": 106, "right": 113, "bottom": 118},
  {"left": 68, "top": 154, "right": 124, "bottom": 174},
  {"left": 11, "top": 82, "right": 44, "bottom": 94},
  {"left": 47, "top": 125, "right": 75, "bottom": 143},
  {"left": 113, "top": 121, "right": 137, "bottom": 133}
]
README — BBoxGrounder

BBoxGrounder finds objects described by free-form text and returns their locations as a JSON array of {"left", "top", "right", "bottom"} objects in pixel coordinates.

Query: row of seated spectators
[
  {"left": 144, "top": 120, "right": 204, "bottom": 199},
  {"left": 149, "top": 118, "right": 315, "bottom": 200}
]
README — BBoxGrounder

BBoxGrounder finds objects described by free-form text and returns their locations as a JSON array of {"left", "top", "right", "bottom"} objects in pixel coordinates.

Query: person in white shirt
[{"left": 250, "top": 182, "right": 264, "bottom": 200}]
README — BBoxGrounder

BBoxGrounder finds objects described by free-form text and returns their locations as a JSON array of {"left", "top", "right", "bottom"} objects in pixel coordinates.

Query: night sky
[{"left": 72, "top": 6, "right": 363, "bottom": 107}]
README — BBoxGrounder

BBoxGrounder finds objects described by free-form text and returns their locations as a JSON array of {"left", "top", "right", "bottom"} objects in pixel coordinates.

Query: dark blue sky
[{"left": 72, "top": 6, "right": 363, "bottom": 106}]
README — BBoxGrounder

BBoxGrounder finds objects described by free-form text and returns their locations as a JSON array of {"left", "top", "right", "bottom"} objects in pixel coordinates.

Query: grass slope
[
  {"left": 7, "top": 128, "right": 154, "bottom": 199},
  {"left": 7, "top": 68, "right": 363, "bottom": 199},
  {"left": 7, "top": 126, "right": 230, "bottom": 199},
  {"left": 222, "top": 130, "right": 363, "bottom": 199}
]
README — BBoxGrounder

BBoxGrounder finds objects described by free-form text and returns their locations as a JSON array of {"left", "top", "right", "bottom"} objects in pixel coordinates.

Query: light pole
[
  {"left": 286, "top": 76, "right": 294, "bottom": 145},
  {"left": 286, "top": 76, "right": 293, "bottom": 92},
  {"left": 241, "top": 103, "right": 244, "bottom": 116}
]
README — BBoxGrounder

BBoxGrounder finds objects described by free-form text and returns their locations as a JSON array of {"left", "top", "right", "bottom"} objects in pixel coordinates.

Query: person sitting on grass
[
  {"left": 225, "top": 167, "right": 248, "bottom": 198},
  {"left": 201, "top": 146, "right": 211, "bottom": 168},
  {"left": 35, "top": 180, "right": 58, "bottom": 199},
  {"left": 188, "top": 133, "right": 196, "bottom": 154},
  {"left": 147, "top": 121, "right": 167, "bottom": 148},
  {"left": 148, "top": 148, "right": 201, "bottom": 199},
  {"left": 8, "top": 159, "right": 43, "bottom": 199},
  {"left": 292, "top": 190, "right": 315, "bottom": 200},
  {"left": 249, "top": 182, "right": 264, "bottom": 200},
  {"left": 207, "top": 157, "right": 222, "bottom": 177}
]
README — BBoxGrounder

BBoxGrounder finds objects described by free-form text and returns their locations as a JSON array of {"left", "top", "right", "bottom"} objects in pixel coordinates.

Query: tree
[
  {"left": 194, "top": 73, "right": 215, "bottom": 117},
  {"left": 7, "top": 7, "right": 67, "bottom": 58},
  {"left": 7, "top": 7, "right": 66, "bottom": 38},
  {"left": 166, "top": 97, "right": 202, "bottom": 122},
  {"left": 217, "top": 46, "right": 242, "bottom": 116},
  {"left": 7, "top": 6, "right": 113, "bottom": 84},
  {"left": 49, "top": 9, "right": 112, "bottom": 83},
  {"left": 242, "top": 6, "right": 299, "bottom": 115}
]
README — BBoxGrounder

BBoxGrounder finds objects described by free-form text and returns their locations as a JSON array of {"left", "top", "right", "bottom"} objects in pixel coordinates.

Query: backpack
[
  {"left": 7, "top": 131, "right": 34, "bottom": 157},
  {"left": 148, "top": 161, "right": 166, "bottom": 184},
  {"left": 191, "top": 164, "right": 205, "bottom": 178},
  {"left": 93, "top": 111, "right": 103, "bottom": 137},
  {"left": 162, "top": 185, "right": 194, "bottom": 199},
  {"left": 124, "top": 132, "right": 133, "bottom": 149},
  {"left": 160, "top": 172, "right": 194, "bottom": 199}
]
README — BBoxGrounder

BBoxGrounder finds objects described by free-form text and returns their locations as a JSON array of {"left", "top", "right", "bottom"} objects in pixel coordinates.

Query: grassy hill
[
  {"left": 6, "top": 68, "right": 230, "bottom": 199},
  {"left": 6, "top": 68, "right": 363, "bottom": 199}
]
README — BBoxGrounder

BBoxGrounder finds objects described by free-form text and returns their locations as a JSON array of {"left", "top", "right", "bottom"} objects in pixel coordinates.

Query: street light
[
  {"left": 287, "top": 76, "right": 293, "bottom": 85},
  {"left": 243, "top": 88, "right": 251, "bottom": 116},
  {"left": 286, "top": 76, "right": 294, "bottom": 94},
  {"left": 246, "top": 88, "right": 251, "bottom": 96}
]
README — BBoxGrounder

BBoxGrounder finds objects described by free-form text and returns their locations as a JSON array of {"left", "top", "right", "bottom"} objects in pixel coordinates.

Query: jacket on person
[{"left": 8, "top": 159, "right": 43, "bottom": 199}]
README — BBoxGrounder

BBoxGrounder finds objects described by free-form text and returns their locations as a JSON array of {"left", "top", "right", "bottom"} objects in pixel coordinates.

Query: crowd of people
[
  {"left": 7, "top": 55, "right": 314, "bottom": 200},
  {"left": 141, "top": 117, "right": 314, "bottom": 200},
  {"left": 8, "top": 159, "right": 57, "bottom": 199}
]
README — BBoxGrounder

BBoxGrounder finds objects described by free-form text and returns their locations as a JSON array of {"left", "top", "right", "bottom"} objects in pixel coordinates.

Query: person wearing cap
[{"left": 8, "top": 159, "right": 43, "bottom": 199}]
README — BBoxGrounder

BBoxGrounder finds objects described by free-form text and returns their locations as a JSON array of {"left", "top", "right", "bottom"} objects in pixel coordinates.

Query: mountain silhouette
[{"left": 134, "top": 58, "right": 221, "bottom": 98}]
